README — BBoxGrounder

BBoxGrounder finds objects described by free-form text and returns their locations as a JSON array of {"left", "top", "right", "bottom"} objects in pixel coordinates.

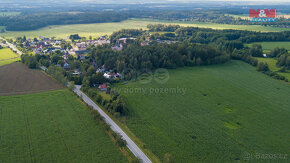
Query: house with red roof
[{"left": 98, "top": 84, "right": 107, "bottom": 91}]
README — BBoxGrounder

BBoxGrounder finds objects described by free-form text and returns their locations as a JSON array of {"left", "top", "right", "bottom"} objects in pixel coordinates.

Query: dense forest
[
  {"left": 92, "top": 43, "right": 229, "bottom": 79},
  {"left": 0, "top": 12, "right": 130, "bottom": 31}
]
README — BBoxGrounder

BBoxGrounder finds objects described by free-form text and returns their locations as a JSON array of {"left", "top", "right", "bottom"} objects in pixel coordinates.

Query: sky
[{"left": 1, "top": 0, "right": 290, "bottom": 3}]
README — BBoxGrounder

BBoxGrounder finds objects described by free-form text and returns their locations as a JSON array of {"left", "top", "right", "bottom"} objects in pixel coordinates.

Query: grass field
[
  {"left": 0, "top": 58, "right": 20, "bottom": 66},
  {"left": 256, "top": 57, "right": 290, "bottom": 80},
  {"left": 0, "top": 48, "right": 20, "bottom": 66},
  {"left": 256, "top": 57, "right": 281, "bottom": 71},
  {"left": 0, "top": 90, "right": 127, "bottom": 162},
  {"left": 114, "top": 60, "right": 290, "bottom": 162},
  {"left": 0, "top": 48, "right": 19, "bottom": 60},
  {"left": 246, "top": 42, "right": 290, "bottom": 51},
  {"left": 1, "top": 18, "right": 289, "bottom": 39}
]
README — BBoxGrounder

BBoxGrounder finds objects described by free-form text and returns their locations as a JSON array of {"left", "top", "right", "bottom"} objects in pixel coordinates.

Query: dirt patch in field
[{"left": 0, "top": 62, "right": 62, "bottom": 96}]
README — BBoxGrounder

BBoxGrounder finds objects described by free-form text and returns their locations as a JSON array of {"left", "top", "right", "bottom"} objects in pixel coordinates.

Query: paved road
[
  {"left": 40, "top": 61, "right": 152, "bottom": 162},
  {"left": 73, "top": 85, "right": 152, "bottom": 163},
  {"left": 6, "top": 40, "right": 151, "bottom": 162},
  {"left": 0, "top": 37, "right": 23, "bottom": 55}
]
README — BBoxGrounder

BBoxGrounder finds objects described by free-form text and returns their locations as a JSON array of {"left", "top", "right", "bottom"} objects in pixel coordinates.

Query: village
[{"left": 6, "top": 34, "right": 178, "bottom": 92}]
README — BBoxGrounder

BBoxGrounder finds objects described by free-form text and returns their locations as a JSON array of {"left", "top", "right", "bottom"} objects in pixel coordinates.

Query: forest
[
  {"left": 0, "top": 10, "right": 289, "bottom": 31},
  {"left": 0, "top": 12, "right": 130, "bottom": 31}
]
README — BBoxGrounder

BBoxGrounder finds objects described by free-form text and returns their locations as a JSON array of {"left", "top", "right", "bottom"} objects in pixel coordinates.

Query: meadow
[
  {"left": 0, "top": 48, "right": 20, "bottom": 66},
  {"left": 246, "top": 42, "right": 290, "bottom": 51},
  {"left": 0, "top": 48, "right": 19, "bottom": 60},
  {"left": 256, "top": 57, "right": 281, "bottom": 71},
  {"left": 1, "top": 18, "right": 290, "bottom": 39},
  {"left": 256, "top": 57, "right": 290, "bottom": 80},
  {"left": 0, "top": 58, "right": 20, "bottom": 66},
  {"left": 0, "top": 90, "right": 127, "bottom": 162},
  {"left": 115, "top": 60, "right": 290, "bottom": 162}
]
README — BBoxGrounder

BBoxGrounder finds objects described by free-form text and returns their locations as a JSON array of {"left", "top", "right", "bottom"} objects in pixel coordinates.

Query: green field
[
  {"left": 115, "top": 60, "right": 290, "bottom": 162},
  {"left": 256, "top": 57, "right": 290, "bottom": 80},
  {"left": 256, "top": 57, "right": 280, "bottom": 71},
  {"left": 0, "top": 58, "right": 21, "bottom": 66},
  {"left": 0, "top": 90, "right": 127, "bottom": 162},
  {"left": 0, "top": 48, "right": 19, "bottom": 60},
  {"left": 0, "top": 48, "right": 20, "bottom": 66},
  {"left": 246, "top": 42, "right": 290, "bottom": 51},
  {"left": 135, "top": 18, "right": 290, "bottom": 32},
  {"left": 1, "top": 18, "right": 289, "bottom": 39}
]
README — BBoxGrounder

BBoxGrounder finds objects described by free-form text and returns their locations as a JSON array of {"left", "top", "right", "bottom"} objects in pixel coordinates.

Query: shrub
[
  {"left": 257, "top": 62, "right": 269, "bottom": 72},
  {"left": 104, "top": 123, "right": 110, "bottom": 131},
  {"left": 116, "top": 136, "right": 127, "bottom": 147},
  {"left": 163, "top": 153, "right": 174, "bottom": 163}
]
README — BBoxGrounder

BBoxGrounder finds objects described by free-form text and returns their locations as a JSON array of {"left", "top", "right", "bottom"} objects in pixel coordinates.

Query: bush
[
  {"left": 163, "top": 153, "right": 174, "bottom": 163},
  {"left": 111, "top": 132, "right": 117, "bottom": 139},
  {"left": 116, "top": 135, "right": 126, "bottom": 147},
  {"left": 95, "top": 95, "right": 103, "bottom": 104},
  {"left": 257, "top": 62, "right": 269, "bottom": 72},
  {"left": 279, "top": 75, "right": 286, "bottom": 80},
  {"left": 104, "top": 123, "right": 110, "bottom": 131}
]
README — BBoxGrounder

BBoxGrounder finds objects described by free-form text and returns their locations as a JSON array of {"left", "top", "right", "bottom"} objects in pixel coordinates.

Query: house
[
  {"left": 111, "top": 44, "right": 123, "bottom": 51},
  {"left": 104, "top": 73, "right": 111, "bottom": 79},
  {"left": 96, "top": 39, "right": 110, "bottom": 46},
  {"left": 72, "top": 72, "right": 80, "bottom": 75},
  {"left": 118, "top": 37, "right": 136, "bottom": 44},
  {"left": 104, "top": 72, "right": 122, "bottom": 79},
  {"left": 63, "top": 63, "right": 70, "bottom": 70},
  {"left": 78, "top": 54, "right": 86, "bottom": 60},
  {"left": 72, "top": 69, "right": 81, "bottom": 75},
  {"left": 97, "top": 65, "right": 106, "bottom": 73},
  {"left": 98, "top": 84, "right": 107, "bottom": 91},
  {"left": 99, "top": 36, "right": 105, "bottom": 39},
  {"left": 33, "top": 48, "right": 42, "bottom": 54},
  {"left": 141, "top": 41, "right": 149, "bottom": 46}
]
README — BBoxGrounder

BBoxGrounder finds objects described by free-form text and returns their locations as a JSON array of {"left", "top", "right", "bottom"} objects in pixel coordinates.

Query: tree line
[{"left": 0, "top": 12, "right": 130, "bottom": 31}]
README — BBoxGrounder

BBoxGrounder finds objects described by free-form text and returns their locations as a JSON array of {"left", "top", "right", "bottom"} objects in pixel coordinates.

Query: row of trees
[
  {"left": 0, "top": 12, "right": 130, "bottom": 31},
  {"left": 147, "top": 24, "right": 290, "bottom": 44},
  {"left": 81, "top": 86, "right": 129, "bottom": 116}
]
